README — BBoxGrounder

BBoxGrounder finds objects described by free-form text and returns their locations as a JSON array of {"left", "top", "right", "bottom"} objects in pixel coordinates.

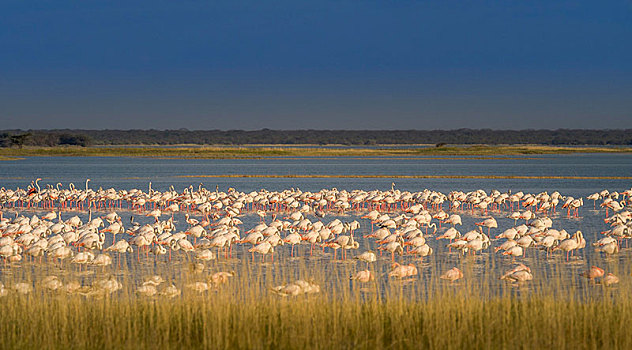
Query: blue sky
[{"left": 1, "top": 1, "right": 631, "bottom": 129}]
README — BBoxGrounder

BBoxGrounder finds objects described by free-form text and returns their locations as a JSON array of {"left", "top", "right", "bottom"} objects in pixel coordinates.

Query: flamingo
[
  {"left": 103, "top": 212, "right": 120, "bottom": 224},
  {"left": 283, "top": 230, "right": 302, "bottom": 257},
  {"left": 500, "top": 265, "right": 533, "bottom": 283},
  {"left": 569, "top": 198, "right": 583, "bottom": 217},
  {"left": 195, "top": 249, "right": 216, "bottom": 261},
  {"left": 355, "top": 251, "right": 377, "bottom": 265},
  {"left": 92, "top": 253, "right": 113, "bottom": 269},
  {"left": 184, "top": 213, "right": 200, "bottom": 226},
  {"left": 322, "top": 241, "right": 342, "bottom": 260},
  {"left": 388, "top": 263, "right": 418, "bottom": 278},
  {"left": 595, "top": 241, "right": 619, "bottom": 255},
  {"left": 501, "top": 245, "right": 523, "bottom": 261},
  {"left": 500, "top": 264, "right": 530, "bottom": 280},
  {"left": 101, "top": 219, "right": 124, "bottom": 243},
  {"left": 249, "top": 241, "right": 274, "bottom": 262},
  {"left": 440, "top": 267, "right": 463, "bottom": 282},
  {"left": 581, "top": 266, "right": 605, "bottom": 281},
  {"left": 149, "top": 244, "right": 167, "bottom": 259},
  {"left": 185, "top": 225, "right": 206, "bottom": 244},
  {"left": 587, "top": 193, "right": 600, "bottom": 209},
  {"left": 410, "top": 244, "right": 433, "bottom": 262},
  {"left": 475, "top": 217, "right": 497, "bottom": 235},
  {"left": 350, "top": 270, "right": 374, "bottom": 283},
  {"left": 601, "top": 273, "right": 620, "bottom": 286},
  {"left": 0, "top": 243, "right": 21, "bottom": 266},
  {"left": 552, "top": 233, "right": 580, "bottom": 261},
  {"left": 25, "top": 245, "right": 46, "bottom": 264},
  {"left": 302, "top": 230, "right": 321, "bottom": 256},
  {"left": 146, "top": 209, "right": 162, "bottom": 222},
  {"left": 173, "top": 238, "right": 194, "bottom": 253},
  {"left": 130, "top": 235, "right": 154, "bottom": 261},
  {"left": 41, "top": 276, "right": 63, "bottom": 291},
  {"left": 436, "top": 228, "right": 461, "bottom": 251},
  {"left": 442, "top": 214, "right": 462, "bottom": 227},
  {"left": 208, "top": 271, "right": 234, "bottom": 286},
  {"left": 105, "top": 239, "right": 133, "bottom": 267},
  {"left": 71, "top": 251, "right": 95, "bottom": 269},
  {"left": 536, "top": 235, "right": 558, "bottom": 257},
  {"left": 42, "top": 211, "right": 57, "bottom": 221},
  {"left": 51, "top": 246, "right": 73, "bottom": 268},
  {"left": 379, "top": 241, "right": 403, "bottom": 262}
]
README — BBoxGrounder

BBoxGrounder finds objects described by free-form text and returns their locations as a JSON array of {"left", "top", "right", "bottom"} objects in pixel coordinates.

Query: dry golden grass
[
  {"left": 1, "top": 255, "right": 631, "bottom": 349},
  {"left": 175, "top": 174, "right": 632, "bottom": 180},
  {"left": 0, "top": 144, "right": 631, "bottom": 159},
  {"left": 6, "top": 292, "right": 632, "bottom": 349}
]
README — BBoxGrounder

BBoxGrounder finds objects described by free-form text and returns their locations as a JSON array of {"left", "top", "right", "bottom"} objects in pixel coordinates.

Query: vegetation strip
[
  {"left": 245, "top": 156, "right": 542, "bottom": 160},
  {"left": 1, "top": 294, "right": 631, "bottom": 349},
  {"left": 175, "top": 174, "right": 632, "bottom": 180},
  {"left": 3, "top": 128, "right": 632, "bottom": 146},
  {"left": 0, "top": 145, "right": 632, "bottom": 159}
]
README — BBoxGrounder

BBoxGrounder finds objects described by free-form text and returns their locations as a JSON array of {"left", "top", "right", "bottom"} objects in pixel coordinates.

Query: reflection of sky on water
[{"left": 1, "top": 154, "right": 631, "bottom": 196}]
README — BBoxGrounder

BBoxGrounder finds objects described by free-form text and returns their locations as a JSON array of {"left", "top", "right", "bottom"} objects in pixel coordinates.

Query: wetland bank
[{"left": 1, "top": 144, "right": 631, "bottom": 160}]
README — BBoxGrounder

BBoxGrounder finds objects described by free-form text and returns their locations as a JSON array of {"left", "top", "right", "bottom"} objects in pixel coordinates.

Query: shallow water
[
  {"left": 0, "top": 154, "right": 630, "bottom": 299},
  {"left": 1, "top": 154, "right": 631, "bottom": 194}
]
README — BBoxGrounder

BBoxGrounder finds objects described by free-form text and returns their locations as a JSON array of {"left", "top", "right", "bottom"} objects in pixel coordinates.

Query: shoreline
[{"left": 0, "top": 145, "right": 631, "bottom": 159}]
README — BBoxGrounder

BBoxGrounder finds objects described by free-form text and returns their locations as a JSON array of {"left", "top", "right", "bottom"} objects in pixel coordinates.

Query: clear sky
[{"left": 1, "top": 1, "right": 631, "bottom": 130}]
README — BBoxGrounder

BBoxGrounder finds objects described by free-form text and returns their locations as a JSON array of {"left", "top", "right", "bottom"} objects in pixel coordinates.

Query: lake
[
  {"left": 0, "top": 153, "right": 631, "bottom": 298},
  {"left": 1, "top": 153, "right": 631, "bottom": 194}
]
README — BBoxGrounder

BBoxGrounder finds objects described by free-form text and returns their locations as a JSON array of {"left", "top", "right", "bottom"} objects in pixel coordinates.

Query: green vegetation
[
  {"left": 0, "top": 145, "right": 631, "bottom": 159},
  {"left": 7, "top": 133, "right": 32, "bottom": 148},
  {"left": 0, "top": 132, "right": 91, "bottom": 147}
]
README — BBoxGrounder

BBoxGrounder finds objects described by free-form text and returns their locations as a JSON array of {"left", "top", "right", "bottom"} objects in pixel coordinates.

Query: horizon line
[{"left": 2, "top": 128, "right": 631, "bottom": 132}]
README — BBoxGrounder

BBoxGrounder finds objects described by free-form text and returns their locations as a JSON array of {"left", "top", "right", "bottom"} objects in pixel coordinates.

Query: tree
[
  {"left": 58, "top": 134, "right": 92, "bottom": 147},
  {"left": 10, "top": 133, "right": 31, "bottom": 148}
]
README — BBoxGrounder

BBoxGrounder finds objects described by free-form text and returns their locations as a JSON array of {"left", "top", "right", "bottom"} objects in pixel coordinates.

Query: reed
[{"left": 1, "top": 256, "right": 631, "bottom": 350}]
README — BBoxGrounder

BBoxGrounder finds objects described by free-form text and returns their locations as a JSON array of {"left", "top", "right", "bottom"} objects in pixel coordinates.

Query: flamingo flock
[{"left": 0, "top": 180, "right": 630, "bottom": 296}]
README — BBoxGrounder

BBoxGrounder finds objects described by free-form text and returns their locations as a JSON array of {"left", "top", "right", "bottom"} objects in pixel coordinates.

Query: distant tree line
[
  {"left": 0, "top": 129, "right": 631, "bottom": 147},
  {"left": 0, "top": 131, "right": 92, "bottom": 147}
]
